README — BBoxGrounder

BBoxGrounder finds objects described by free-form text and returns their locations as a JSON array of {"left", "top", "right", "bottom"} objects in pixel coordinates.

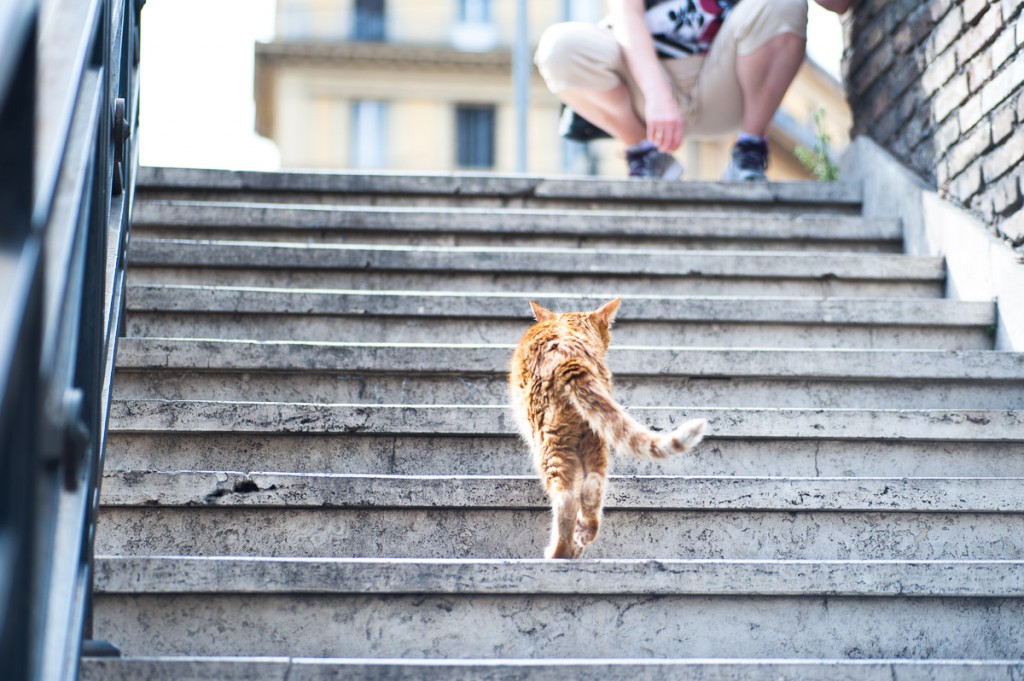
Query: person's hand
[{"left": 645, "top": 94, "right": 684, "bottom": 152}]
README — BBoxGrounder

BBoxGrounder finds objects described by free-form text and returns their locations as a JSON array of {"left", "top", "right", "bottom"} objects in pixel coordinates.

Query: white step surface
[
  {"left": 108, "top": 401, "right": 1024, "bottom": 440},
  {"left": 112, "top": 339, "right": 1024, "bottom": 408},
  {"left": 96, "top": 473, "right": 1024, "bottom": 560},
  {"left": 78, "top": 656, "right": 1024, "bottom": 681},
  {"left": 126, "top": 239, "right": 943, "bottom": 297},
  {"left": 117, "top": 340, "right": 1023, "bottom": 379},
  {"left": 95, "top": 557, "right": 1024, "bottom": 597},
  {"left": 123, "top": 286, "right": 996, "bottom": 348},
  {"left": 136, "top": 165, "right": 865, "bottom": 211},
  {"left": 91, "top": 588, "right": 1024, "bottom": 658},
  {"left": 132, "top": 287, "right": 986, "bottom": 324},
  {"left": 101, "top": 471, "right": 1024, "bottom": 512},
  {"left": 103, "top": 432, "right": 1024, "bottom": 478},
  {"left": 132, "top": 202, "right": 898, "bottom": 251},
  {"left": 96, "top": 503, "right": 1024, "bottom": 560}
]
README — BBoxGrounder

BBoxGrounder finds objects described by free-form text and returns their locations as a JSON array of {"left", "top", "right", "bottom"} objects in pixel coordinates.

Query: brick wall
[{"left": 843, "top": 0, "right": 1024, "bottom": 245}]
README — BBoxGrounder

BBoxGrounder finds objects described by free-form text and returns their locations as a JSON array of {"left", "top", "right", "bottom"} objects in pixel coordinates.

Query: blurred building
[{"left": 254, "top": 0, "right": 851, "bottom": 180}]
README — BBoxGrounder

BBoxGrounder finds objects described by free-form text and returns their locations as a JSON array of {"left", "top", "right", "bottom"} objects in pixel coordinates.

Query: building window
[
  {"left": 351, "top": 100, "right": 389, "bottom": 169},
  {"left": 281, "top": 4, "right": 312, "bottom": 39},
  {"left": 452, "top": 0, "right": 496, "bottom": 50},
  {"left": 354, "top": 0, "right": 385, "bottom": 41},
  {"left": 458, "top": 0, "right": 491, "bottom": 23},
  {"left": 456, "top": 105, "right": 495, "bottom": 169},
  {"left": 563, "top": 0, "right": 601, "bottom": 22}
]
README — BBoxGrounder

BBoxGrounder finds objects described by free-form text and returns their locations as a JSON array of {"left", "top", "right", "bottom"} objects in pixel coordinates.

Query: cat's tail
[{"left": 557, "top": 358, "right": 707, "bottom": 460}]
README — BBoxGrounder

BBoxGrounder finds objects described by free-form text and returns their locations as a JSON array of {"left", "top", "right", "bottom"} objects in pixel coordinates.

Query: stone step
[
  {"left": 130, "top": 239, "right": 942, "bottom": 282},
  {"left": 90, "top": 558, "right": 1024, "bottom": 659},
  {"left": 136, "top": 166, "right": 864, "bottom": 214},
  {"left": 78, "top": 657, "right": 1024, "bottom": 681},
  {"left": 96, "top": 473, "right": 1024, "bottom": 560},
  {"left": 100, "top": 471, "right": 1024, "bottom": 512},
  {"left": 108, "top": 168, "right": 1023, "bottom": 672},
  {"left": 126, "top": 313, "right": 991, "bottom": 350},
  {"left": 95, "top": 499, "right": 1024, "bottom": 561},
  {"left": 104, "top": 433, "right": 1024, "bottom": 478},
  {"left": 95, "top": 556, "right": 1024, "bottom": 597},
  {"left": 128, "top": 288, "right": 986, "bottom": 325},
  {"left": 124, "top": 287, "right": 995, "bottom": 349},
  {"left": 108, "top": 401, "right": 1024, "bottom": 441},
  {"left": 132, "top": 201, "right": 898, "bottom": 253},
  {"left": 127, "top": 238, "right": 944, "bottom": 298},
  {"left": 114, "top": 368, "right": 1024, "bottom": 410},
  {"left": 131, "top": 268, "right": 941, "bottom": 299},
  {"left": 119, "top": 340, "right": 1024, "bottom": 379},
  {"left": 113, "top": 339, "right": 1024, "bottom": 409}
]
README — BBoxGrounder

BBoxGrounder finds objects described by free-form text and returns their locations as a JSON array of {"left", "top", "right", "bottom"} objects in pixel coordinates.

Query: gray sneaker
[
  {"left": 723, "top": 138, "right": 768, "bottom": 181},
  {"left": 626, "top": 146, "right": 683, "bottom": 180}
]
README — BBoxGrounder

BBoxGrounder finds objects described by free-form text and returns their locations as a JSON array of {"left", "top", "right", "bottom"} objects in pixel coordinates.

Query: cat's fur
[{"left": 508, "top": 298, "right": 707, "bottom": 559}]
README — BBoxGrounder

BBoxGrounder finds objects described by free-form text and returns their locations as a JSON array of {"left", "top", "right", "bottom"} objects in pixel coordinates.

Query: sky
[
  {"left": 138, "top": 0, "right": 278, "bottom": 169},
  {"left": 138, "top": 1, "right": 847, "bottom": 171}
]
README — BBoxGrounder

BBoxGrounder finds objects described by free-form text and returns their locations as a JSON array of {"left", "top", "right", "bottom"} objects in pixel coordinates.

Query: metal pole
[{"left": 513, "top": 0, "right": 528, "bottom": 173}]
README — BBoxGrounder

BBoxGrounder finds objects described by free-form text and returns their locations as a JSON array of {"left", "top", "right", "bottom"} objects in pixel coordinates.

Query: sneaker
[
  {"left": 626, "top": 145, "right": 683, "bottom": 180},
  {"left": 723, "top": 138, "right": 768, "bottom": 181}
]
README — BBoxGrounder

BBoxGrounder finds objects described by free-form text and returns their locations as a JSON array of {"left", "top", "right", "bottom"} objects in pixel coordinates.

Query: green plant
[{"left": 795, "top": 108, "right": 840, "bottom": 182}]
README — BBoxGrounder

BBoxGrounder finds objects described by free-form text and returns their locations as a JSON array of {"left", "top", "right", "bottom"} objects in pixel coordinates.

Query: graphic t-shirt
[{"left": 643, "top": 0, "right": 741, "bottom": 57}]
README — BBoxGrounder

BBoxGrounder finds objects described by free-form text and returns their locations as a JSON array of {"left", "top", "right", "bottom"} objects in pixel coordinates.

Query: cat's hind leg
[
  {"left": 546, "top": 487, "right": 580, "bottom": 559},
  {"left": 541, "top": 454, "right": 582, "bottom": 559},
  {"left": 575, "top": 441, "right": 608, "bottom": 555},
  {"left": 574, "top": 471, "right": 605, "bottom": 553}
]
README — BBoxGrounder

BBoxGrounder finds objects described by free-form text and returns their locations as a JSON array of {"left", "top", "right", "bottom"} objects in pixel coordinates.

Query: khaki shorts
[{"left": 535, "top": 0, "right": 808, "bottom": 137}]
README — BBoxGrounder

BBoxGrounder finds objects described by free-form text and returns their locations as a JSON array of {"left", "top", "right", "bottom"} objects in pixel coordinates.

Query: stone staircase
[{"left": 82, "top": 167, "right": 1024, "bottom": 679}]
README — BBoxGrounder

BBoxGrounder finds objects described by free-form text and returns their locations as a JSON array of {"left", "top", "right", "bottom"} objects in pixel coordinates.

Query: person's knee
[
  {"left": 732, "top": 0, "right": 808, "bottom": 56},
  {"left": 735, "top": 0, "right": 808, "bottom": 41},
  {"left": 536, "top": 22, "right": 623, "bottom": 93},
  {"left": 534, "top": 22, "right": 585, "bottom": 82}
]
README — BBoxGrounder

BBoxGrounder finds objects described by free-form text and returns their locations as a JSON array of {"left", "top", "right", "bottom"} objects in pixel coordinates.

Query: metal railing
[{"left": 0, "top": 0, "right": 141, "bottom": 678}]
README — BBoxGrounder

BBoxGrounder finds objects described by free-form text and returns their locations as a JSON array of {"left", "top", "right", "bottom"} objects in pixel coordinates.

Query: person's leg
[
  {"left": 535, "top": 21, "right": 684, "bottom": 178},
  {"left": 729, "top": 27, "right": 805, "bottom": 181},
  {"left": 735, "top": 31, "right": 806, "bottom": 137},
  {"left": 559, "top": 84, "right": 646, "bottom": 145},
  {"left": 683, "top": 0, "right": 808, "bottom": 179},
  {"left": 535, "top": 21, "right": 644, "bottom": 139},
  {"left": 686, "top": 0, "right": 809, "bottom": 138}
]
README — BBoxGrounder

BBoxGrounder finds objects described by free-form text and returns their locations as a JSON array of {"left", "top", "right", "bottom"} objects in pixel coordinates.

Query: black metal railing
[{"left": 0, "top": 0, "right": 141, "bottom": 678}]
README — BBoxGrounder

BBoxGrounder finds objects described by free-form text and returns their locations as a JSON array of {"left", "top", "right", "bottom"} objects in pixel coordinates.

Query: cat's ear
[
  {"left": 593, "top": 298, "right": 621, "bottom": 326},
  {"left": 530, "top": 301, "right": 556, "bottom": 322}
]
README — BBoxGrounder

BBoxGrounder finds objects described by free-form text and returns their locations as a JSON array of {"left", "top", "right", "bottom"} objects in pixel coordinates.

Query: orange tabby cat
[{"left": 509, "top": 298, "right": 707, "bottom": 559}]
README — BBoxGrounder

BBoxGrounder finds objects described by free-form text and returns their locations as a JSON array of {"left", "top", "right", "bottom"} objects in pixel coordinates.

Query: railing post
[
  {"left": 1, "top": 0, "right": 143, "bottom": 676},
  {"left": 79, "top": 0, "right": 116, "bottom": 647},
  {"left": 0, "top": 10, "right": 36, "bottom": 243},
  {"left": 513, "top": 0, "right": 529, "bottom": 173},
  {"left": 79, "top": 0, "right": 143, "bottom": 657},
  {"left": 0, "top": 5, "right": 42, "bottom": 681}
]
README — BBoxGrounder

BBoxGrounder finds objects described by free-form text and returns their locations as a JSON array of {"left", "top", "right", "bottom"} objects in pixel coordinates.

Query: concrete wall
[
  {"left": 843, "top": 0, "right": 1024, "bottom": 245},
  {"left": 843, "top": 136, "right": 1024, "bottom": 351}
]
